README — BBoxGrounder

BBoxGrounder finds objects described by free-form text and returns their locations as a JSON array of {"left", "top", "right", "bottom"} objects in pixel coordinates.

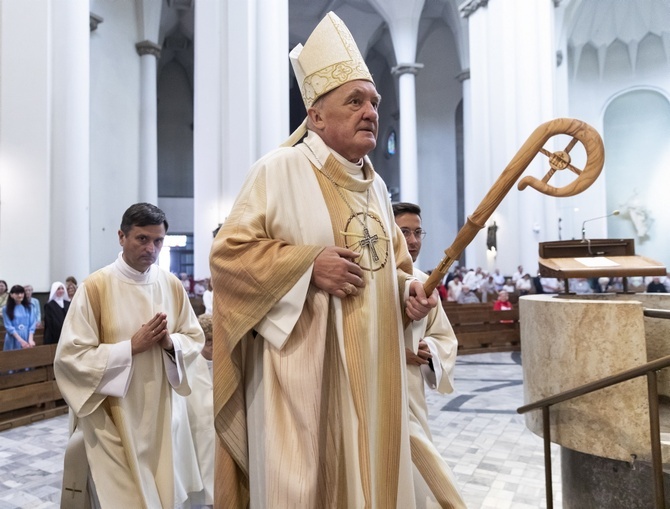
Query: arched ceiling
[
  {"left": 568, "top": 0, "right": 670, "bottom": 47},
  {"left": 566, "top": 0, "right": 670, "bottom": 74},
  {"left": 155, "top": 0, "right": 667, "bottom": 83}
]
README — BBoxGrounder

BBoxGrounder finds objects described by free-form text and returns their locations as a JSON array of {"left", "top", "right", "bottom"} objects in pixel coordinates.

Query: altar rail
[{"left": 442, "top": 302, "right": 521, "bottom": 354}]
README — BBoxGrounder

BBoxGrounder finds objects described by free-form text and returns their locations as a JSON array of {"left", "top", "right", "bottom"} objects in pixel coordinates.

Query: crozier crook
[{"left": 421, "top": 118, "right": 605, "bottom": 296}]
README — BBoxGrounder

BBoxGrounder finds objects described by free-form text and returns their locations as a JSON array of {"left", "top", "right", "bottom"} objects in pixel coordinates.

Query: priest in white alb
[
  {"left": 55, "top": 203, "right": 206, "bottom": 509},
  {"left": 210, "top": 12, "right": 439, "bottom": 509},
  {"left": 394, "top": 202, "right": 467, "bottom": 509}
]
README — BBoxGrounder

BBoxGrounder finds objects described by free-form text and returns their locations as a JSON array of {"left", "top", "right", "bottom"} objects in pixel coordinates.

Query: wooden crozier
[{"left": 422, "top": 117, "right": 605, "bottom": 296}]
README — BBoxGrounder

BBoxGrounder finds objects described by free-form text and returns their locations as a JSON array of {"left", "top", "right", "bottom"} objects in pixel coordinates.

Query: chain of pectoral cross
[
  {"left": 306, "top": 142, "right": 385, "bottom": 273},
  {"left": 325, "top": 180, "right": 382, "bottom": 274}
]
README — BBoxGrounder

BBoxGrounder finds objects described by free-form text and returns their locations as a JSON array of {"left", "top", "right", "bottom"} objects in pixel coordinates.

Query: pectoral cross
[{"left": 359, "top": 227, "right": 379, "bottom": 263}]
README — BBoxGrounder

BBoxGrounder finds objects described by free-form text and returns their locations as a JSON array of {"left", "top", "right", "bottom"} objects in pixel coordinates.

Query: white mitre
[{"left": 283, "top": 11, "right": 374, "bottom": 147}]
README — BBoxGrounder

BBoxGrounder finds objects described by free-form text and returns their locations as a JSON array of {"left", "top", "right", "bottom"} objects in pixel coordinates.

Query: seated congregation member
[
  {"left": 393, "top": 202, "right": 466, "bottom": 508},
  {"left": 2, "top": 285, "right": 36, "bottom": 350},
  {"left": 493, "top": 290, "right": 514, "bottom": 323},
  {"left": 447, "top": 275, "right": 463, "bottom": 302},
  {"left": 502, "top": 277, "right": 516, "bottom": 294},
  {"left": 511, "top": 265, "right": 524, "bottom": 284},
  {"left": 647, "top": 277, "right": 666, "bottom": 293},
  {"left": 570, "top": 277, "right": 594, "bottom": 294},
  {"left": 478, "top": 275, "right": 498, "bottom": 303},
  {"left": 462, "top": 266, "right": 484, "bottom": 291},
  {"left": 515, "top": 273, "right": 533, "bottom": 295},
  {"left": 55, "top": 203, "right": 205, "bottom": 508},
  {"left": 540, "top": 276, "right": 561, "bottom": 294},
  {"left": 493, "top": 290, "right": 513, "bottom": 312},
  {"left": 457, "top": 284, "right": 480, "bottom": 304},
  {"left": 43, "top": 282, "right": 70, "bottom": 345},
  {"left": 492, "top": 269, "right": 505, "bottom": 291}
]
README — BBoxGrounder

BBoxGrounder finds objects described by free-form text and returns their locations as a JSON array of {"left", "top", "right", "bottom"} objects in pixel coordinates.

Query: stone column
[
  {"left": 461, "top": 0, "right": 556, "bottom": 272},
  {"left": 392, "top": 63, "right": 423, "bottom": 203},
  {"left": 50, "top": 0, "right": 90, "bottom": 282},
  {"left": 135, "top": 40, "right": 161, "bottom": 205},
  {"left": 192, "top": 0, "right": 288, "bottom": 278},
  {"left": 367, "top": 0, "right": 425, "bottom": 203},
  {"left": 193, "top": 0, "right": 224, "bottom": 278}
]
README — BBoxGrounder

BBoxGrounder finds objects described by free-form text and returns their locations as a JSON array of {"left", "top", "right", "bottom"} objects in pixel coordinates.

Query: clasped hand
[
  {"left": 405, "top": 280, "right": 438, "bottom": 321},
  {"left": 131, "top": 312, "right": 171, "bottom": 355},
  {"left": 406, "top": 338, "right": 432, "bottom": 366}
]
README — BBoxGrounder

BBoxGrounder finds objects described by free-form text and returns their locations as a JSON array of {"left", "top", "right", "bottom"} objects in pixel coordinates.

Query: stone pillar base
[{"left": 561, "top": 446, "right": 670, "bottom": 508}]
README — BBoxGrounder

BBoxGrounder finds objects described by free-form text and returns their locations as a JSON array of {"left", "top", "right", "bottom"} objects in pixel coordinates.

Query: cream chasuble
[
  {"left": 54, "top": 257, "right": 205, "bottom": 509},
  {"left": 211, "top": 131, "right": 416, "bottom": 508},
  {"left": 406, "top": 270, "right": 466, "bottom": 509}
]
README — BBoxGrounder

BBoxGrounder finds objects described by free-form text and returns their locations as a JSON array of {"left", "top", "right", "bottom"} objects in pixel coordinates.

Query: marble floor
[{"left": 0, "top": 351, "right": 561, "bottom": 508}]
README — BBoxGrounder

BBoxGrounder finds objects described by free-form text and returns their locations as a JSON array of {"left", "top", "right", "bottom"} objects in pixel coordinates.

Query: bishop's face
[{"left": 309, "top": 80, "right": 380, "bottom": 162}]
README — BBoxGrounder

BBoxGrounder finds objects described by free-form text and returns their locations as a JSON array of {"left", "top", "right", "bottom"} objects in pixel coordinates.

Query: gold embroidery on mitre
[
  {"left": 342, "top": 212, "right": 389, "bottom": 272},
  {"left": 291, "top": 12, "right": 373, "bottom": 109}
]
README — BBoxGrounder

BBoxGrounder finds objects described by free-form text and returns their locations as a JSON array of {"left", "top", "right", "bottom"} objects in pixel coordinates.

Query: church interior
[{"left": 2, "top": 0, "right": 670, "bottom": 507}]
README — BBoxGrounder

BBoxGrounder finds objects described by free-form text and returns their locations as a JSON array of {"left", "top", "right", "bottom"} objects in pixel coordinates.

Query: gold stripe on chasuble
[
  {"left": 312, "top": 155, "right": 403, "bottom": 508},
  {"left": 85, "top": 273, "right": 149, "bottom": 509}
]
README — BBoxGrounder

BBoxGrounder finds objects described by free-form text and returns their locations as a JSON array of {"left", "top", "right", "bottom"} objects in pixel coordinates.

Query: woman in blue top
[{"left": 2, "top": 285, "right": 36, "bottom": 350}]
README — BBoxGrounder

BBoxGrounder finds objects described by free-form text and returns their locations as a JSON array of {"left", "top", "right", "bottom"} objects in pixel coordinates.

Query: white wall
[
  {"left": 0, "top": 2, "right": 52, "bottom": 291},
  {"left": 566, "top": 33, "right": 670, "bottom": 264},
  {"left": 604, "top": 89, "right": 670, "bottom": 268}
]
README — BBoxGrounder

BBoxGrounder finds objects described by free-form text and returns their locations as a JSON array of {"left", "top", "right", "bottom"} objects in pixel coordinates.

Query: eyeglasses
[{"left": 400, "top": 228, "right": 427, "bottom": 240}]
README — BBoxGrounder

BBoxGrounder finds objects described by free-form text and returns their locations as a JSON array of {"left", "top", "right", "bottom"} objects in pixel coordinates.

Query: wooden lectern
[{"left": 538, "top": 238, "right": 666, "bottom": 293}]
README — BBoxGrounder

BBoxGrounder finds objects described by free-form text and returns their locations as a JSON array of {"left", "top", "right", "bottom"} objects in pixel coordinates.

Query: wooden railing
[
  {"left": 517, "top": 307, "right": 670, "bottom": 509},
  {"left": 442, "top": 302, "right": 520, "bottom": 354}
]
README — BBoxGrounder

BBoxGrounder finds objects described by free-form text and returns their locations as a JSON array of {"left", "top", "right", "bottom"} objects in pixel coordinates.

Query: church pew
[
  {"left": 442, "top": 302, "right": 520, "bottom": 354},
  {"left": 0, "top": 344, "right": 68, "bottom": 430},
  {"left": 0, "top": 325, "right": 45, "bottom": 350}
]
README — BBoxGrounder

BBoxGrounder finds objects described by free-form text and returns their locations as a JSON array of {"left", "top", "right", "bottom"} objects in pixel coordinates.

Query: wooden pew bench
[
  {"left": 0, "top": 344, "right": 68, "bottom": 431},
  {"left": 442, "top": 302, "right": 520, "bottom": 355},
  {"left": 0, "top": 326, "right": 45, "bottom": 350}
]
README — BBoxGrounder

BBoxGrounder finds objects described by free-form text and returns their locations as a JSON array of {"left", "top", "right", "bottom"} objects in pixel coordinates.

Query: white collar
[
  {"left": 303, "top": 131, "right": 365, "bottom": 178},
  {"left": 115, "top": 252, "right": 154, "bottom": 283}
]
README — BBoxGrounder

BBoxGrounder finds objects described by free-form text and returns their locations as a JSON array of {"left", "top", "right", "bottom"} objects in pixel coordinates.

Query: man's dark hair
[
  {"left": 392, "top": 202, "right": 421, "bottom": 218},
  {"left": 120, "top": 203, "right": 169, "bottom": 234}
]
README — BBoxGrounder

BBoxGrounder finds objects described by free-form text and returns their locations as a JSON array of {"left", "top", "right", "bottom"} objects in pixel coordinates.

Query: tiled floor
[{"left": 0, "top": 351, "right": 561, "bottom": 508}]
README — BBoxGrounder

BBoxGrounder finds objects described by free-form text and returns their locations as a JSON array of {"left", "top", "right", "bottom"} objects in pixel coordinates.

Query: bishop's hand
[{"left": 312, "top": 245, "right": 365, "bottom": 299}]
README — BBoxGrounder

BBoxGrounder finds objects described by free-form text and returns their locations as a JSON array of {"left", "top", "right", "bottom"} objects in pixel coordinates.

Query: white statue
[{"left": 619, "top": 191, "right": 651, "bottom": 239}]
